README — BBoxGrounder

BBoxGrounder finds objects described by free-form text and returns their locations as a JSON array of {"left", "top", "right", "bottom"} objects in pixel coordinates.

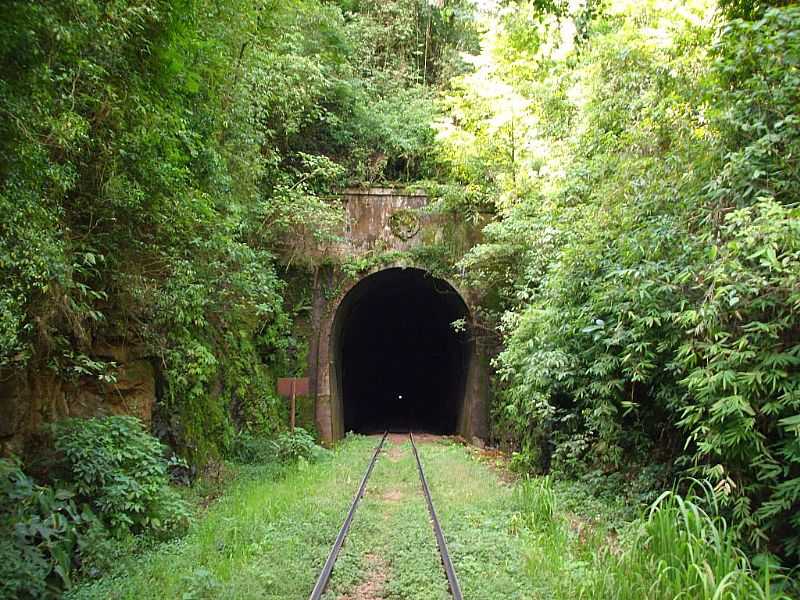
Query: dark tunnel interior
[{"left": 334, "top": 268, "right": 471, "bottom": 435}]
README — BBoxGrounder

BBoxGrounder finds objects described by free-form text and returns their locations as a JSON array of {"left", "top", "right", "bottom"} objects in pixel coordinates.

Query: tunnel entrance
[{"left": 331, "top": 268, "right": 471, "bottom": 435}]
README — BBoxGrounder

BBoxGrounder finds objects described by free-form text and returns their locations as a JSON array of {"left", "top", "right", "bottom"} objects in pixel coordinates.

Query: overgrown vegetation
[
  {"left": 3, "top": 0, "right": 800, "bottom": 596},
  {"left": 0, "top": 1, "right": 479, "bottom": 595},
  {"left": 51, "top": 417, "right": 190, "bottom": 537},
  {"left": 0, "top": 417, "right": 188, "bottom": 599},
  {"left": 59, "top": 436, "right": 794, "bottom": 598},
  {"left": 449, "top": 0, "right": 800, "bottom": 567},
  {"left": 0, "top": 0, "right": 478, "bottom": 466}
]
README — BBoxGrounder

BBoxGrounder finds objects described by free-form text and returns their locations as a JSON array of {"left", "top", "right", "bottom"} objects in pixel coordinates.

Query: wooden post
[
  {"left": 290, "top": 378, "right": 296, "bottom": 433},
  {"left": 277, "top": 377, "right": 308, "bottom": 434}
]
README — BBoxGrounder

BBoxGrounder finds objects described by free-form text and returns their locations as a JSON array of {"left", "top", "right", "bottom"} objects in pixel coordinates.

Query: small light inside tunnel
[{"left": 337, "top": 267, "right": 471, "bottom": 435}]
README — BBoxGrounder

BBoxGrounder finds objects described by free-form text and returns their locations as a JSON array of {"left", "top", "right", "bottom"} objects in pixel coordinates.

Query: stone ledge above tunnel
[{"left": 297, "top": 186, "right": 487, "bottom": 264}]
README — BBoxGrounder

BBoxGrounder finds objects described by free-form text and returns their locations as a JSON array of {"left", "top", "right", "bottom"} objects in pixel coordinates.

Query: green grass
[
  {"left": 581, "top": 488, "right": 796, "bottom": 600},
  {"left": 500, "top": 475, "right": 795, "bottom": 600},
  {"left": 66, "top": 435, "right": 797, "bottom": 600},
  {"left": 321, "top": 437, "right": 451, "bottom": 599},
  {"left": 67, "top": 435, "right": 542, "bottom": 599},
  {"left": 67, "top": 436, "right": 380, "bottom": 600},
  {"left": 413, "top": 440, "right": 541, "bottom": 598}
]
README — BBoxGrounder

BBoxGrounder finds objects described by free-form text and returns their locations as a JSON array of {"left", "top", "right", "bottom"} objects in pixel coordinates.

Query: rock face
[{"left": 0, "top": 344, "right": 156, "bottom": 456}]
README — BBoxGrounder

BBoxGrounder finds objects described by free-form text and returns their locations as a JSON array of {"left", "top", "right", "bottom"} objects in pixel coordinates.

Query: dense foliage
[
  {"left": 1, "top": 458, "right": 102, "bottom": 598},
  {"left": 450, "top": 0, "right": 800, "bottom": 561},
  {"left": 0, "top": 417, "right": 187, "bottom": 598},
  {"left": 51, "top": 417, "right": 189, "bottom": 537},
  {"left": 230, "top": 426, "right": 326, "bottom": 464},
  {"left": 2, "top": 0, "right": 799, "bottom": 592},
  {"left": 0, "top": 0, "right": 476, "bottom": 463}
]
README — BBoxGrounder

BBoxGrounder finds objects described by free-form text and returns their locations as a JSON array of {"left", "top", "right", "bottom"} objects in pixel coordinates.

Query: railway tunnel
[{"left": 330, "top": 268, "right": 472, "bottom": 435}]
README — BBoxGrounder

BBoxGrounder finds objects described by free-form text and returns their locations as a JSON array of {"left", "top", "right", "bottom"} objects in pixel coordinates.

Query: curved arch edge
[{"left": 310, "top": 265, "right": 489, "bottom": 445}]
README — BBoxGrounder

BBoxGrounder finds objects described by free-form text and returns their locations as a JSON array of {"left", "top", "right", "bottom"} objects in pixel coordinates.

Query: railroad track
[{"left": 308, "top": 432, "right": 463, "bottom": 600}]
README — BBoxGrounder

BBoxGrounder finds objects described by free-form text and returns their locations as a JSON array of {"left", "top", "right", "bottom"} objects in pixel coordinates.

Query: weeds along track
[
  {"left": 307, "top": 431, "right": 388, "bottom": 600},
  {"left": 308, "top": 432, "right": 463, "bottom": 600},
  {"left": 409, "top": 432, "right": 463, "bottom": 600}
]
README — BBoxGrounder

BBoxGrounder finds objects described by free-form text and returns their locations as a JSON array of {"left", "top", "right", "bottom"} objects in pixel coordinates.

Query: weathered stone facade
[{"left": 306, "top": 187, "right": 490, "bottom": 445}]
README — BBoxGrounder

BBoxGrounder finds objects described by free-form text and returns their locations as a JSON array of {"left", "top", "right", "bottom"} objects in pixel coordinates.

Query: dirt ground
[
  {"left": 381, "top": 432, "right": 447, "bottom": 444},
  {"left": 337, "top": 554, "right": 389, "bottom": 600}
]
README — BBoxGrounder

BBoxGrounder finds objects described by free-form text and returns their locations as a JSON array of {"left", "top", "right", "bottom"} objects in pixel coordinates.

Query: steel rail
[
  {"left": 308, "top": 431, "right": 388, "bottom": 600},
  {"left": 410, "top": 432, "right": 463, "bottom": 600}
]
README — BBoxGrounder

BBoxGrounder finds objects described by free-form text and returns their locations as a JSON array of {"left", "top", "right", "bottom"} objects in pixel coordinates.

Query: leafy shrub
[
  {"left": 271, "top": 428, "right": 326, "bottom": 464},
  {"left": 0, "top": 458, "right": 104, "bottom": 599},
  {"left": 229, "top": 427, "right": 326, "bottom": 465},
  {"left": 51, "top": 416, "right": 190, "bottom": 537},
  {"left": 678, "top": 199, "right": 800, "bottom": 555},
  {"left": 229, "top": 430, "right": 278, "bottom": 465}
]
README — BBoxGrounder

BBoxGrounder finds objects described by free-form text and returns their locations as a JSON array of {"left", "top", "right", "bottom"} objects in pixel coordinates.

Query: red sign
[{"left": 277, "top": 377, "right": 310, "bottom": 397}]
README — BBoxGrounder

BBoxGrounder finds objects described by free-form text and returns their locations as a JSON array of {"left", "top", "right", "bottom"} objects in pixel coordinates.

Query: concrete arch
[{"left": 312, "top": 265, "right": 488, "bottom": 444}]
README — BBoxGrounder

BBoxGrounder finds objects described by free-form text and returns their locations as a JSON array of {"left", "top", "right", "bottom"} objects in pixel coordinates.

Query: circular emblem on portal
[{"left": 388, "top": 209, "right": 421, "bottom": 241}]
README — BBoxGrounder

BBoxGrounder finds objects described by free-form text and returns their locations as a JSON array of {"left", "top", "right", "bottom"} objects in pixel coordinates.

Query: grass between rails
[
  {"left": 407, "top": 439, "right": 540, "bottom": 598},
  {"left": 67, "top": 434, "right": 798, "bottom": 600},
  {"left": 67, "top": 434, "right": 542, "bottom": 600},
  {"left": 321, "top": 435, "right": 450, "bottom": 600}
]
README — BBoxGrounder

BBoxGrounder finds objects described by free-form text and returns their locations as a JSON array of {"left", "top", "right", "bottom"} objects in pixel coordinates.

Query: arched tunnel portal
[{"left": 328, "top": 268, "right": 473, "bottom": 436}]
